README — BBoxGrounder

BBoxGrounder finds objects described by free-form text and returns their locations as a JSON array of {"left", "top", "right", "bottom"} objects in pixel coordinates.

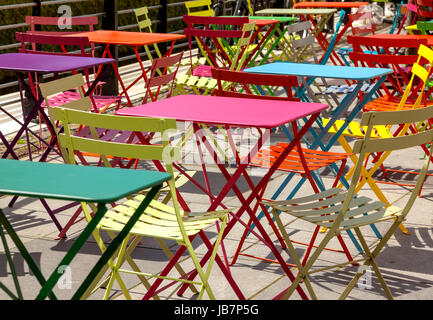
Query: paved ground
[{"left": 1, "top": 18, "right": 433, "bottom": 302}]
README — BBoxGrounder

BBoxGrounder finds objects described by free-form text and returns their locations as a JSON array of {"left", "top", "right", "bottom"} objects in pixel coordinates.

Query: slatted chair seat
[
  {"left": 98, "top": 196, "right": 229, "bottom": 241},
  {"left": 364, "top": 95, "right": 433, "bottom": 112},
  {"left": 262, "top": 188, "right": 402, "bottom": 231},
  {"left": 322, "top": 118, "right": 393, "bottom": 139},
  {"left": 249, "top": 144, "right": 351, "bottom": 174}
]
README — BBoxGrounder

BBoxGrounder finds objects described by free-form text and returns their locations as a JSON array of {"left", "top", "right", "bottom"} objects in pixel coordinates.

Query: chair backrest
[
  {"left": 211, "top": 68, "right": 299, "bottom": 101},
  {"left": 25, "top": 15, "right": 98, "bottom": 35},
  {"left": 415, "top": 0, "right": 433, "bottom": 19},
  {"left": 283, "top": 20, "right": 317, "bottom": 63},
  {"left": 348, "top": 35, "right": 429, "bottom": 97},
  {"left": 143, "top": 52, "right": 184, "bottom": 103},
  {"left": 183, "top": 15, "right": 254, "bottom": 71},
  {"left": 39, "top": 73, "right": 92, "bottom": 112},
  {"left": 185, "top": 0, "right": 215, "bottom": 16},
  {"left": 134, "top": 6, "right": 154, "bottom": 33},
  {"left": 134, "top": 6, "right": 164, "bottom": 61},
  {"left": 394, "top": 44, "right": 433, "bottom": 111},
  {"left": 16, "top": 32, "right": 90, "bottom": 57}
]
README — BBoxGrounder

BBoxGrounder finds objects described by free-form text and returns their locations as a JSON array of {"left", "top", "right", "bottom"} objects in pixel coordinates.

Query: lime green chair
[
  {"left": 264, "top": 104, "right": 433, "bottom": 300},
  {"left": 40, "top": 65, "right": 196, "bottom": 237},
  {"left": 47, "top": 106, "right": 233, "bottom": 300}
]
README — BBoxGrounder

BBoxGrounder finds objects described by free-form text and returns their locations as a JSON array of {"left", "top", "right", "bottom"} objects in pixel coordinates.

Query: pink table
[{"left": 116, "top": 94, "right": 328, "bottom": 300}]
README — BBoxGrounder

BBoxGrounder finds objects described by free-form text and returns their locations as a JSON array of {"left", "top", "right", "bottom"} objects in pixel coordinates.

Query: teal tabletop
[{"left": 0, "top": 159, "right": 172, "bottom": 203}]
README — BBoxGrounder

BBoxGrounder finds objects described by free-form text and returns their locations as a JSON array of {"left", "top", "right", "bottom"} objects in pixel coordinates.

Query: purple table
[
  {"left": 0, "top": 53, "right": 114, "bottom": 235},
  {"left": 116, "top": 94, "right": 328, "bottom": 300},
  {"left": 0, "top": 53, "right": 114, "bottom": 161}
]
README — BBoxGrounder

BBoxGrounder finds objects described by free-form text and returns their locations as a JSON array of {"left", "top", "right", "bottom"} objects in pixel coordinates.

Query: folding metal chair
[
  {"left": 323, "top": 44, "right": 433, "bottom": 230},
  {"left": 264, "top": 104, "right": 433, "bottom": 300},
  {"left": 38, "top": 53, "right": 188, "bottom": 239},
  {"left": 174, "top": 16, "right": 255, "bottom": 95},
  {"left": 47, "top": 106, "right": 236, "bottom": 300},
  {"left": 210, "top": 68, "right": 357, "bottom": 267},
  {"left": 134, "top": 6, "right": 206, "bottom": 69}
]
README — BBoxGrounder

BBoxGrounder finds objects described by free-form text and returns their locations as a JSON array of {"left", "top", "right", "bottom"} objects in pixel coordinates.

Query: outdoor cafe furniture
[
  {"left": 0, "top": 158, "right": 171, "bottom": 299},
  {"left": 0, "top": 53, "right": 114, "bottom": 235},
  {"left": 66, "top": 30, "right": 185, "bottom": 109},
  {"left": 255, "top": 8, "right": 340, "bottom": 64},
  {"left": 115, "top": 94, "right": 328, "bottom": 299},
  {"left": 264, "top": 105, "right": 433, "bottom": 300},
  {"left": 244, "top": 61, "right": 393, "bottom": 251},
  {"left": 0, "top": 53, "right": 113, "bottom": 163},
  {"left": 175, "top": 16, "right": 256, "bottom": 95}
]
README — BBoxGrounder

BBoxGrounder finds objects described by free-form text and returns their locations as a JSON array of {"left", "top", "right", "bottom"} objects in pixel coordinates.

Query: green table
[{"left": 0, "top": 159, "right": 171, "bottom": 300}]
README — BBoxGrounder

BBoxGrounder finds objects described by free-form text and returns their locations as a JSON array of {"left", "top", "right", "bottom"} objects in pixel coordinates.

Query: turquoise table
[
  {"left": 245, "top": 62, "right": 394, "bottom": 251},
  {"left": 0, "top": 159, "right": 171, "bottom": 300}
]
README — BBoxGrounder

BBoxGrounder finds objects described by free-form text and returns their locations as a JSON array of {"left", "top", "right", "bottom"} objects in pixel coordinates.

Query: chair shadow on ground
[{"left": 1, "top": 197, "right": 52, "bottom": 232}]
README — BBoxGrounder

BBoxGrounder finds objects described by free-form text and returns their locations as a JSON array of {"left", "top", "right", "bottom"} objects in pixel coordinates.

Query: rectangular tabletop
[
  {"left": 0, "top": 159, "right": 171, "bottom": 203},
  {"left": 256, "top": 8, "right": 337, "bottom": 15},
  {"left": 115, "top": 94, "right": 327, "bottom": 129},
  {"left": 294, "top": 2, "right": 369, "bottom": 9},
  {"left": 74, "top": 30, "right": 186, "bottom": 46},
  {"left": 0, "top": 53, "right": 114, "bottom": 73},
  {"left": 245, "top": 62, "right": 393, "bottom": 80}
]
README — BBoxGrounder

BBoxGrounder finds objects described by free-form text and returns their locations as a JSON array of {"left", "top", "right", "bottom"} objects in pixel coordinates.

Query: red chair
[
  {"left": 347, "top": 34, "right": 432, "bottom": 111},
  {"left": 211, "top": 68, "right": 355, "bottom": 268}
]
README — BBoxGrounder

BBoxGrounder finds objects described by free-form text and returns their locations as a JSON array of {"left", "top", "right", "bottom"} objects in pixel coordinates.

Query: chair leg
[
  {"left": 103, "top": 234, "right": 133, "bottom": 300},
  {"left": 271, "top": 208, "right": 318, "bottom": 300}
]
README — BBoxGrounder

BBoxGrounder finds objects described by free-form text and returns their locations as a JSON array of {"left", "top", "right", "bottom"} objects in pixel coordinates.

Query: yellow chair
[
  {"left": 264, "top": 104, "right": 433, "bottom": 300},
  {"left": 47, "top": 105, "right": 233, "bottom": 300}
]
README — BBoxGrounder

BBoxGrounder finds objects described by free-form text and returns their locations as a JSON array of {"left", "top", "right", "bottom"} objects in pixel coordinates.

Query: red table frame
[{"left": 116, "top": 94, "right": 328, "bottom": 300}]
